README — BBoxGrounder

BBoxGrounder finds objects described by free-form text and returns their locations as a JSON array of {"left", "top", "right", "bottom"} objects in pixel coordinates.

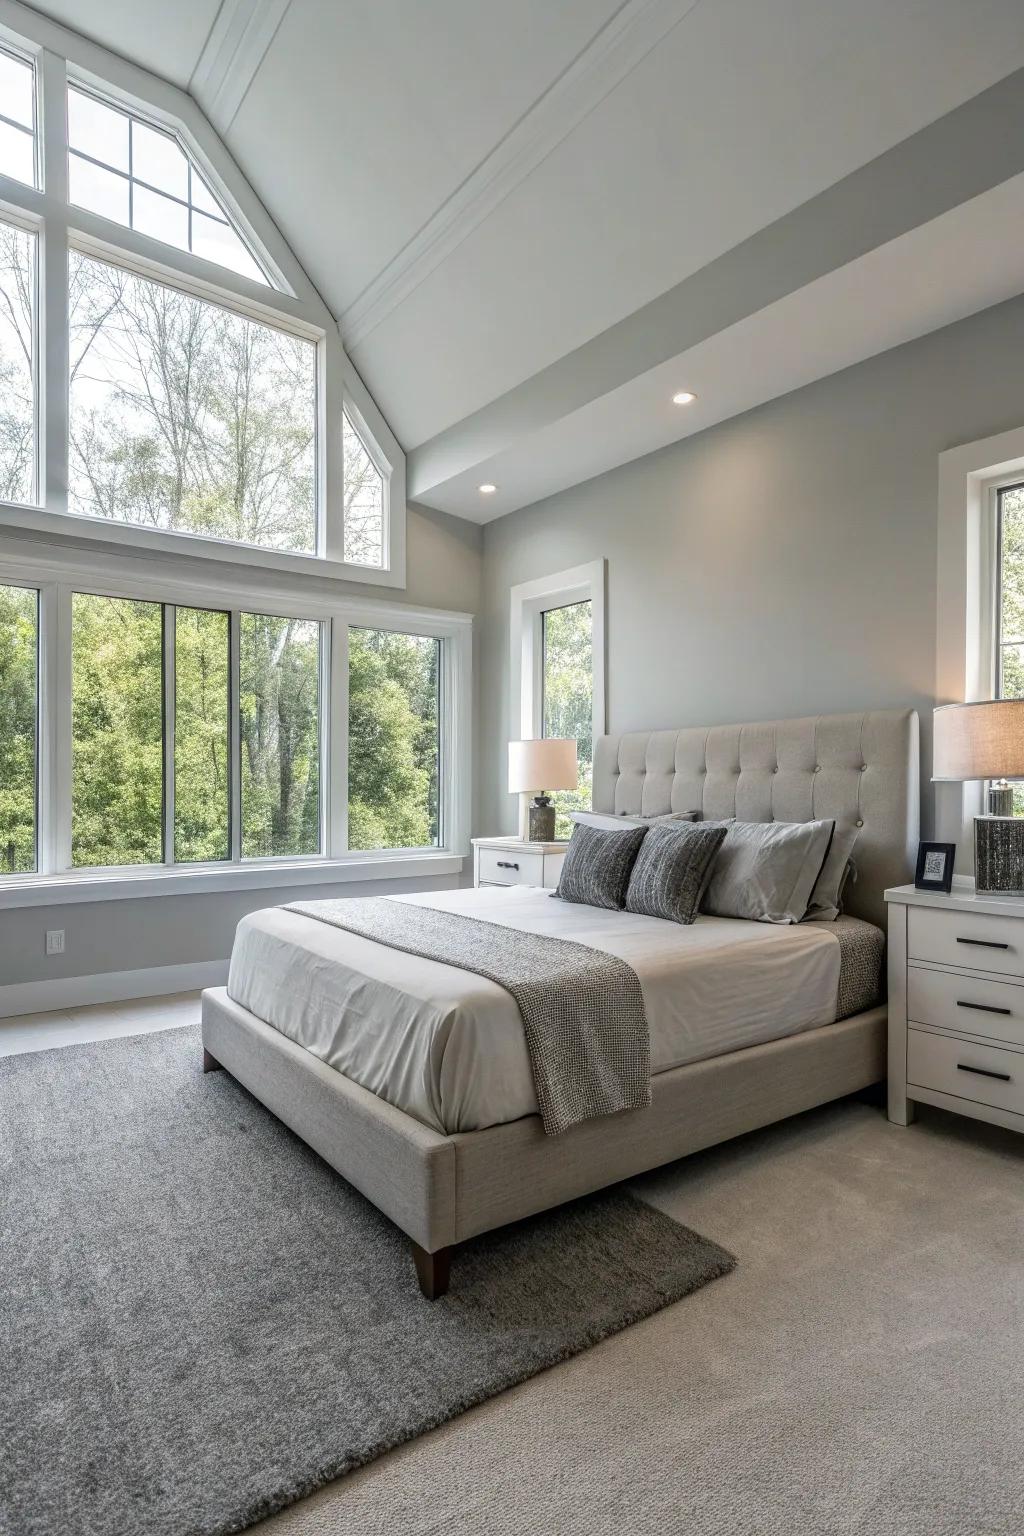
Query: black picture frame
[{"left": 914, "top": 841, "right": 956, "bottom": 893}]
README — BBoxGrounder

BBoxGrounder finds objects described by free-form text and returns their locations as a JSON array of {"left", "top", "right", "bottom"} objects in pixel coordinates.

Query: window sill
[{"left": 0, "top": 851, "right": 466, "bottom": 910}]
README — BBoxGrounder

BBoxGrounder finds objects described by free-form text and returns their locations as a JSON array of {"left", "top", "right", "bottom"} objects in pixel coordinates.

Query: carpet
[{"left": 0, "top": 1025, "right": 735, "bottom": 1536}]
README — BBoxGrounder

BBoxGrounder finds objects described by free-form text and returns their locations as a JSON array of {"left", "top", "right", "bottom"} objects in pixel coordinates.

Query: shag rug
[{"left": 1, "top": 1024, "right": 735, "bottom": 1536}]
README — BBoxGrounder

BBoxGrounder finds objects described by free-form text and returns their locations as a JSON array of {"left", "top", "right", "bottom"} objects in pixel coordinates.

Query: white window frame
[
  {"left": 0, "top": 540, "right": 471, "bottom": 908},
  {"left": 0, "top": 1, "right": 406, "bottom": 586},
  {"left": 508, "top": 559, "right": 605, "bottom": 830},
  {"left": 936, "top": 424, "right": 1024, "bottom": 861}
]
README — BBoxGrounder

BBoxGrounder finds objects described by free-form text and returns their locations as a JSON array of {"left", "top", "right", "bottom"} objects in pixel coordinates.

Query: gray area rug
[{"left": 0, "top": 1025, "right": 735, "bottom": 1536}]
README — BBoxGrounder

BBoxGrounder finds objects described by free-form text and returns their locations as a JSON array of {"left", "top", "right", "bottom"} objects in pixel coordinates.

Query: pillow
[
  {"left": 803, "top": 825, "right": 860, "bottom": 922},
  {"left": 570, "top": 809, "right": 698, "bottom": 831},
  {"left": 553, "top": 822, "right": 649, "bottom": 910},
  {"left": 701, "top": 819, "right": 835, "bottom": 925},
  {"left": 625, "top": 822, "right": 728, "bottom": 925}
]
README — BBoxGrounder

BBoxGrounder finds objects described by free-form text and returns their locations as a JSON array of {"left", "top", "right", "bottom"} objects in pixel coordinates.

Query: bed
[{"left": 202, "top": 707, "right": 919, "bottom": 1297}]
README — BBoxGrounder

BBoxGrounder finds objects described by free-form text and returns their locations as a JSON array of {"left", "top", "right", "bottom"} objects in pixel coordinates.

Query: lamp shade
[
  {"left": 932, "top": 700, "right": 1024, "bottom": 781},
  {"left": 508, "top": 738, "right": 578, "bottom": 794}
]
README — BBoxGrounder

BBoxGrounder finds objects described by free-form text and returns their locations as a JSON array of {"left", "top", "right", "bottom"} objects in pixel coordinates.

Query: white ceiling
[{"left": 22, "top": 0, "right": 1024, "bottom": 521}]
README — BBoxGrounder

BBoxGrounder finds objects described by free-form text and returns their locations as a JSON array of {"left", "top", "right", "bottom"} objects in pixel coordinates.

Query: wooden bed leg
[
  {"left": 411, "top": 1241, "right": 451, "bottom": 1300},
  {"left": 203, "top": 1048, "right": 223, "bottom": 1074}
]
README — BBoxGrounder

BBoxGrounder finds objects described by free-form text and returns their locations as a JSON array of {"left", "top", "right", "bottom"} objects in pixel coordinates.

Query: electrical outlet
[{"left": 45, "top": 929, "right": 65, "bottom": 956}]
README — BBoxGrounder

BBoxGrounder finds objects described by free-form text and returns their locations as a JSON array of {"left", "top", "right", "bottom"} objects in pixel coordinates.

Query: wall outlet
[{"left": 45, "top": 929, "right": 65, "bottom": 956}]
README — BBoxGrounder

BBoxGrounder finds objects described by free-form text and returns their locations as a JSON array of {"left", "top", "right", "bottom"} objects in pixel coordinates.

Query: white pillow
[
  {"left": 701, "top": 818, "right": 836, "bottom": 925},
  {"left": 570, "top": 810, "right": 698, "bottom": 832}
]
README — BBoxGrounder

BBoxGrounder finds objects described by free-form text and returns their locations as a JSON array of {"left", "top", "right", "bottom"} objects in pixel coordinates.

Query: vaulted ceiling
[{"left": 31, "top": 0, "right": 1024, "bottom": 520}]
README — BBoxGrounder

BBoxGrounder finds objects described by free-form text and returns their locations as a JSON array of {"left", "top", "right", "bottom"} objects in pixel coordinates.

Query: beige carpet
[{"left": 260, "top": 1097, "right": 1024, "bottom": 1536}]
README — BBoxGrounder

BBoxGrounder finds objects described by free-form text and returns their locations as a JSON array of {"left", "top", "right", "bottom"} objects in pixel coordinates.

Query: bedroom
[{"left": 2, "top": 1, "right": 1024, "bottom": 1531}]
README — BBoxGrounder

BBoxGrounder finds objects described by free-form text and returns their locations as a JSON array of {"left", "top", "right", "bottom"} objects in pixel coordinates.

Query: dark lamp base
[
  {"left": 528, "top": 794, "right": 556, "bottom": 843},
  {"left": 974, "top": 815, "right": 1024, "bottom": 894}
]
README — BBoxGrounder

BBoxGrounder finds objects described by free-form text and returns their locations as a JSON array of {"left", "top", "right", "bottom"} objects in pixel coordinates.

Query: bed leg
[
  {"left": 411, "top": 1241, "right": 451, "bottom": 1300},
  {"left": 203, "top": 1048, "right": 223, "bottom": 1074}
]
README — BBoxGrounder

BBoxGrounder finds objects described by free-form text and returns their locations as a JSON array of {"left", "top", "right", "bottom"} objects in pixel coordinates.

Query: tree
[
  {"left": 348, "top": 629, "right": 439, "bottom": 850},
  {"left": 0, "top": 222, "right": 35, "bottom": 505},
  {"left": 541, "top": 602, "right": 593, "bottom": 835},
  {"left": 0, "top": 584, "right": 36, "bottom": 873}
]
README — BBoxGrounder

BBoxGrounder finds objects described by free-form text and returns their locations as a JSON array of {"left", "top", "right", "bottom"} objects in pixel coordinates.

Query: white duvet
[{"left": 227, "top": 886, "right": 851, "bottom": 1134}]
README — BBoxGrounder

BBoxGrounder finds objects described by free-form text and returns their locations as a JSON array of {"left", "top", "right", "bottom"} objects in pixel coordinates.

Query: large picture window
[
  {"left": 69, "top": 252, "right": 317, "bottom": 553},
  {"left": 0, "top": 583, "right": 37, "bottom": 874},
  {"left": 240, "top": 613, "right": 321, "bottom": 858},
  {"left": 541, "top": 601, "right": 593, "bottom": 837},
  {"left": 348, "top": 628, "right": 440, "bottom": 851}
]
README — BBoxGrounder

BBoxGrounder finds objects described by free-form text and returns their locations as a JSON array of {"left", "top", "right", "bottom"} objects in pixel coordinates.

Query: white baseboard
[{"left": 0, "top": 959, "right": 228, "bottom": 1019}]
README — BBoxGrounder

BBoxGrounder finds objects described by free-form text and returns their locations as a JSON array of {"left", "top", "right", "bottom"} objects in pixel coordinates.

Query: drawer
[
  {"left": 477, "top": 847, "right": 545, "bottom": 887},
  {"left": 908, "top": 965, "right": 1024, "bottom": 1049},
  {"left": 908, "top": 905, "right": 1024, "bottom": 979},
  {"left": 908, "top": 1026, "right": 1024, "bottom": 1116}
]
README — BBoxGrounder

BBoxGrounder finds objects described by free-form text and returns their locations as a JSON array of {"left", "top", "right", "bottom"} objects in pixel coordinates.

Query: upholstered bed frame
[{"left": 201, "top": 707, "right": 919, "bottom": 1298}]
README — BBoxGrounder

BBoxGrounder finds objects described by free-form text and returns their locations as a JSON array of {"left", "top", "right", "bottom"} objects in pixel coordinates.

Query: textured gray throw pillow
[
  {"left": 625, "top": 822, "right": 728, "bottom": 924},
  {"left": 570, "top": 810, "right": 699, "bottom": 831},
  {"left": 701, "top": 818, "right": 836, "bottom": 924},
  {"left": 553, "top": 822, "right": 649, "bottom": 910}
]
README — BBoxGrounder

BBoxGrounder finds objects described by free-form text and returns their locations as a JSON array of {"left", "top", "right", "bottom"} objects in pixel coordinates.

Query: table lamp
[
  {"left": 508, "top": 739, "right": 578, "bottom": 841},
  {"left": 933, "top": 700, "right": 1024, "bottom": 892}
]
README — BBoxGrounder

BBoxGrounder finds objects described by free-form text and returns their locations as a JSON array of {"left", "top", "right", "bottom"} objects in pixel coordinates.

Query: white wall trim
[
  {"left": 339, "top": 0, "right": 701, "bottom": 351},
  {"left": 0, "top": 959, "right": 228, "bottom": 1018},
  {"left": 936, "top": 423, "right": 1024, "bottom": 859},
  {"left": 190, "top": 0, "right": 293, "bottom": 135}
]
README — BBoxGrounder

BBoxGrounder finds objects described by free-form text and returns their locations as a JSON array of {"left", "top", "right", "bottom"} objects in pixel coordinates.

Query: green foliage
[
  {"left": 0, "top": 584, "right": 36, "bottom": 873},
  {"left": 542, "top": 601, "right": 593, "bottom": 837},
  {"left": 175, "top": 608, "right": 229, "bottom": 862},
  {"left": 241, "top": 615, "right": 320, "bottom": 858},
  {"left": 348, "top": 628, "right": 439, "bottom": 851}
]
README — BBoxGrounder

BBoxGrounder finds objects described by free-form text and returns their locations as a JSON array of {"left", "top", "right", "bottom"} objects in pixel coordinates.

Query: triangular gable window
[{"left": 67, "top": 85, "right": 270, "bottom": 286}]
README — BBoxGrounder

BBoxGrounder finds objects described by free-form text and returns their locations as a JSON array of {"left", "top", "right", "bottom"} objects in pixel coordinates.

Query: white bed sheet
[{"left": 227, "top": 886, "right": 850, "bottom": 1134}]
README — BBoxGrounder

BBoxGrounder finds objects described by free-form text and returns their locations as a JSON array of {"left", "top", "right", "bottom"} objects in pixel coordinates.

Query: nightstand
[
  {"left": 471, "top": 836, "right": 568, "bottom": 890},
  {"left": 886, "top": 881, "right": 1024, "bottom": 1134}
]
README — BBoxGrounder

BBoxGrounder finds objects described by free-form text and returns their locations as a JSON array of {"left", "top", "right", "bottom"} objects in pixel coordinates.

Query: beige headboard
[{"left": 592, "top": 708, "right": 920, "bottom": 929}]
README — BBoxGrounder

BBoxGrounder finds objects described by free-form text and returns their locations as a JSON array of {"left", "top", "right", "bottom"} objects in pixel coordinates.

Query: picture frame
[{"left": 914, "top": 841, "right": 956, "bottom": 893}]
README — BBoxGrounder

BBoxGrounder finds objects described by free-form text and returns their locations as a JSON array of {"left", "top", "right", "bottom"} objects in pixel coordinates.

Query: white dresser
[
  {"left": 471, "top": 836, "right": 568, "bottom": 890},
  {"left": 887, "top": 881, "right": 1024, "bottom": 1134}
]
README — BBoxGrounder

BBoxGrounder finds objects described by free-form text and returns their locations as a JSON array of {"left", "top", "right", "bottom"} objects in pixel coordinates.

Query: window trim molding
[
  {"left": 0, "top": 0, "right": 408, "bottom": 586},
  {"left": 936, "top": 424, "right": 1024, "bottom": 859}
]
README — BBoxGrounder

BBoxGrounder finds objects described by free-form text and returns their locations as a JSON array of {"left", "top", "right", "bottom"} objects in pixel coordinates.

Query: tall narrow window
[
  {"left": 71, "top": 593, "right": 163, "bottom": 867},
  {"left": 343, "top": 412, "right": 385, "bottom": 567},
  {"left": 995, "top": 483, "right": 1024, "bottom": 815},
  {"left": 0, "top": 218, "right": 37, "bottom": 505},
  {"left": 239, "top": 613, "right": 321, "bottom": 858},
  {"left": 0, "top": 583, "right": 37, "bottom": 873},
  {"left": 0, "top": 47, "right": 36, "bottom": 187},
  {"left": 541, "top": 600, "right": 593, "bottom": 837},
  {"left": 67, "top": 85, "right": 266, "bottom": 283},
  {"left": 348, "top": 628, "right": 440, "bottom": 850},
  {"left": 68, "top": 251, "right": 317, "bottom": 552},
  {"left": 174, "top": 606, "right": 229, "bottom": 863}
]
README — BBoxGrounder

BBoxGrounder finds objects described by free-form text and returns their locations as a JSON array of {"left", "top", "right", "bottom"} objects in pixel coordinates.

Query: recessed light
[
  {"left": 672, "top": 391, "right": 697, "bottom": 406},
  {"left": 479, "top": 483, "right": 498, "bottom": 494}
]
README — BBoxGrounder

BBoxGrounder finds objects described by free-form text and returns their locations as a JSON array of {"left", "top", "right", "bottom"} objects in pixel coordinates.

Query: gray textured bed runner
[{"left": 285, "top": 897, "right": 651, "bottom": 1135}]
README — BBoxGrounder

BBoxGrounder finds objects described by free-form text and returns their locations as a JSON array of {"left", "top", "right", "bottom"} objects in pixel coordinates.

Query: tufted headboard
[{"left": 593, "top": 708, "right": 920, "bottom": 930}]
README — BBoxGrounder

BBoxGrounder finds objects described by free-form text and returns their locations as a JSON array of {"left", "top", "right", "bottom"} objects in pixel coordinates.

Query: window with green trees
[
  {"left": 174, "top": 607, "right": 229, "bottom": 863},
  {"left": 348, "top": 628, "right": 440, "bottom": 850},
  {"left": 0, "top": 583, "right": 37, "bottom": 874},
  {"left": 240, "top": 614, "right": 321, "bottom": 858},
  {"left": 542, "top": 600, "right": 593, "bottom": 838}
]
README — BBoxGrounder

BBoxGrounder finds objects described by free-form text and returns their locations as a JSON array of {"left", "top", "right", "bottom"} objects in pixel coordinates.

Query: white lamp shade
[
  {"left": 933, "top": 700, "right": 1024, "bottom": 781},
  {"left": 508, "top": 738, "right": 578, "bottom": 794}
]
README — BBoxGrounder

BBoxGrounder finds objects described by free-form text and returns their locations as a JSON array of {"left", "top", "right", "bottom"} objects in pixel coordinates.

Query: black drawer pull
[
  {"left": 956, "top": 937, "right": 1010, "bottom": 950},
  {"left": 957, "top": 1062, "right": 1012, "bottom": 1083},
  {"left": 496, "top": 860, "right": 519, "bottom": 871},
  {"left": 957, "top": 1000, "right": 1012, "bottom": 1016}
]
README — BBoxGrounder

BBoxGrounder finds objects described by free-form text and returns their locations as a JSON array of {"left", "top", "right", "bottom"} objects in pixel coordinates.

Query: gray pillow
[
  {"left": 701, "top": 818, "right": 835, "bottom": 925},
  {"left": 803, "top": 825, "right": 860, "bottom": 922},
  {"left": 570, "top": 810, "right": 698, "bottom": 831},
  {"left": 625, "top": 822, "right": 728, "bottom": 925},
  {"left": 553, "top": 822, "right": 648, "bottom": 910}
]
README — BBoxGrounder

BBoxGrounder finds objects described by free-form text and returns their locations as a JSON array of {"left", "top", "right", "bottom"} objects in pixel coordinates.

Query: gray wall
[
  {"left": 477, "top": 293, "right": 1024, "bottom": 838},
  {"left": 0, "top": 501, "right": 482, "bottom": 996}
]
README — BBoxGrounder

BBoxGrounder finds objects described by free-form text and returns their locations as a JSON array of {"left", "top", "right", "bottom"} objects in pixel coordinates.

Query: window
[
  {"left": 240, "top": 613, "right": 321, "bottom": 858},
  {"left": 541, "top": 601, "right": 593, "bottom": 837},
  {"left": 0, "top": 218, "right": 37, "bottom": 505},
  {"left": 67, "top": 86, "right": 265, "bottom": 283},
  {"left": 993, "top": 481, "right": 1024, "bottom": 814},
  {"left": 348, "top": 628, "right": 440, "bottom": 850},
  {"left": 68, "top": 251, "right": 317, "bottom": 553},
  {"left": 0, "top": 46, "right": 36, "bottom": 187},
  {"left": 343, "top": 411, "right": 385, "bottom": 568},
  {"left": 174, "top": 606, "right": 229, "bottom": 863},
  {"left": 0, "top": 583, "right": 37, "bottom": 873}
]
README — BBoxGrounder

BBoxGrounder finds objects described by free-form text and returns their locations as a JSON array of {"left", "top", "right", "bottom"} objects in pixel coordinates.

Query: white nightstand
[
  {"left": 886, "top": 881, "right": 1024, "bottom": 1134},
  {"left": 471, "top": 836, "right": 568, "bottom": 890}
]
